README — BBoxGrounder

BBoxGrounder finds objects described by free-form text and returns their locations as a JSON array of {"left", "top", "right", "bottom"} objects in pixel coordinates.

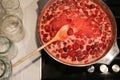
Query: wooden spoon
[{"left": 12, "top": 25, "right": 69, "bottom": 68}]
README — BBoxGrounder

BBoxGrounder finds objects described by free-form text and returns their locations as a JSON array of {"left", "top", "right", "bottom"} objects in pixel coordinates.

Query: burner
[
  {"left": 102, "top": 0, "right": 107, "bottom": 2},
  {"left": 37, "top": 0, "right": 120, "bottom": 80}
]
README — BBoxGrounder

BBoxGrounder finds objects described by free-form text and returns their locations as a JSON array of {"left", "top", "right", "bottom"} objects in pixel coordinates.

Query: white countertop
[{"left": 12, "top": 0, "right": 41, "bottom": 80}]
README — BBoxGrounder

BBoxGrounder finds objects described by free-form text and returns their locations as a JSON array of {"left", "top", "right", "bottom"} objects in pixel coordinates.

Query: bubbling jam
[{"left": 38, "top": 0, "right": 112, "bottom": 65}]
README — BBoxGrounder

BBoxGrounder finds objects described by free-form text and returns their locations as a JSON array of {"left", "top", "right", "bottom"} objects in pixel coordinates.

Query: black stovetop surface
[{"left": 38, "top": 0, "right": 120, "bottom": 80}]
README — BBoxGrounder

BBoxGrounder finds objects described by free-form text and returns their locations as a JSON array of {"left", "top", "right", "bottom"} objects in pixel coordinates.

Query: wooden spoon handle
[
  {"left": 12, "top": 25, "right": 69, "bottom": 68},
  {"left": 12, "top": 39, "right": 55, "bottom": 68}
]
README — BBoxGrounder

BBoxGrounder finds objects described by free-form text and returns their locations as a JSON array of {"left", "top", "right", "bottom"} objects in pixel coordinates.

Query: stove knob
[
  {"left": 112, "top": 64, "right": 120, "bottom": 73},
  {"left": 87, "top": 66, "right": 95, "bottom": 73},
  {"left": 100, "top": 64, "right": 109, "bottom": 73}
]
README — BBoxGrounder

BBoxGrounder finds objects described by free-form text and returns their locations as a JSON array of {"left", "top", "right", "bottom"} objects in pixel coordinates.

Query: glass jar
[
  {"left": 0, "top": 36, "right": 18, "bottom": 60},
  {"left": 0, "top": 57, "right": 12, "bottom": 80},
  {"left": 1, "top": 0, "right": 23, "bottom": 19},
  {"left": 0, "top": 15, "right": 25, "bottom": 42}
]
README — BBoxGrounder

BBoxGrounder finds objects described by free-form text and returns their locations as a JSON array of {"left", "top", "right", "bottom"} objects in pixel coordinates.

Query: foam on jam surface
[{"left": 38, "top": 0, "right": 112, "bottom": 65}]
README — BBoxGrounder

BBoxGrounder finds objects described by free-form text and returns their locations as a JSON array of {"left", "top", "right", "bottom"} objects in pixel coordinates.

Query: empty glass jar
[
  {"left": 0, "top": 36, "right": 18, "bottom": 60},
  {"left": 0, "top": 57, "right": 12, "bottom": 80},
  {"left": 0, "top": 15, "right": 25, "bottom": 42},
  {"left": 1, "top": 0, "right": 23, "bottom": 19}
]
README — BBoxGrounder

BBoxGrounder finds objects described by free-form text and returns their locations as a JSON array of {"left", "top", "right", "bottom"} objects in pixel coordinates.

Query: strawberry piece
[
  {"left": 40, "top": 31, "right": 44, "bottom": 35},
  {"left": 67, "top": 28, "right": 74, "bottom": 35},
  {"left": 50, "top": 32, "right": 56, "bottom": 37},
  {"left": 75, "top": 51, "right": 81, "bottom": 58},
  {"left": 77, "top": 56, "right": 85, "bottom": 61},
  {"left": 68, "top": 50, "right": 75, "bottom": 58},
  {"left": 73, "top": 42, "right": 79, "bottom": 50},
  {"left": 67, "top": 45, "right": 72, "bottom": 50},
  {"left": 59, "top": 6, "right": 65, "bottom": 10},
  {"left": 86, "top": 45, "right": 91, "bottom": 51},
  {"left": 56, "top": 54, "right": 60, "bottom": 58},
  {"left": 58, "top": 48, "right": 63, "bottom": 53},
  {"left": 51, "top": 26, "right": 58, "bottom": 32},
  {"left": 61, "top": 53, "right": 68, "bottom": 59},
  {"left": 95, "top": 53, "right": 100, "bottom": 58},
  {"left": 74, "top": 32, "right": 81, "bottom": 38},
  {"left": 102, "top": 44, "right": 106, "bottom": 49},
  {"left": 43, "top": 38, "right": 48, "bottom": 43},
  {"left": 80, "top": 45, "right": 84, "bottom": 49},
  {"left": 52, "top": 41, "right": 58, "bottom": 45},
  {"left": 88, "top": 39, "right": 93, "bottom": 44},
  {"left": 79, "top": 40, "right": 85, "bottom": 45},
  {"left": 44, "top": 25, "right": 50, "bottom": 32},
  {"left": 88, "top": 4, "right": 95, "bottom": 9},
  {"left": 46, "top": 15, "right": 53, "bottom": 20},
  {"left": 84, "top": 60, "right": 89, "bottom": 63},
  {"left": 63, "top": 41, "right": 67, "bottom": 46},
  {"left": 63, "top": 47, "right": 67, "bottom": 52},
  {"left": 72, "top": 57, "right": 76, "bottom": 61},
  {"left": 101, "top": 36, "right": 106, "bottom": 42},
  {"left": 43, "top": 34, "right": 48, "bottom": 37},
  {"left": 89, "top": 50, "right": 95, "bottom": 55},
  {"left": 98, "top": 43, "right": 104, "bottom": 48},
  {"left": 50, "top": 14, "right": 68, "bottom": 29},
  {"left": 83, "top": 50, "right": 89, "bottom": 55},
  {"left": 91, "top": 44, "right": 96, "bottom": 49},
  {"left": 67, "top": 19, "right": 72, "bottom": 23}
]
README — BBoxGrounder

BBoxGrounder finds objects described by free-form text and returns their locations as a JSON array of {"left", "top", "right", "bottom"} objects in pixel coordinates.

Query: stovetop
[{"left": 37, "top": 0, "right": 120, "bottom": 80}]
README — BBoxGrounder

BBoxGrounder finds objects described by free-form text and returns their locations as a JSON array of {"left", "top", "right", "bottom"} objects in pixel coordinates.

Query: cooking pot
[{"left": 37, "top": 0, "right": 119, "bottom": 67}]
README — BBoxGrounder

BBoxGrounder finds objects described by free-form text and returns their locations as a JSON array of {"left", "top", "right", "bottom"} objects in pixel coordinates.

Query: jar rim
[
  {"left": 1, "top": 15, "right": 22, "bottom": 25},
  {"left": 1, "top": 15, "right": 23, "bottom": 35},
  {"left": 0, "top": 59, "right": 7, "bottom": 78},
  {"left": 0, "top": 36, "right": 12, "bottom": 54},
  {"left": 1, "top": 0, "right": 20, "bottom": 11}
]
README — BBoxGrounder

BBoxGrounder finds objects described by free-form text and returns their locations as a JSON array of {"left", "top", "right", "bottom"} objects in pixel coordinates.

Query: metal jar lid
[
  {"left": 87, "top": 65, "right": 95, "bottom": 73},
  {"left": 112, "top": 64, "right": 120, "bottom": 73},
  {"left": 100, "top": 64, "right": 109, "bottom": 73}
]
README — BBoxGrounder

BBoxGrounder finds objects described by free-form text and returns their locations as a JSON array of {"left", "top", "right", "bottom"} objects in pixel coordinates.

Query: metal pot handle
[{"left": 96, "top": 41, "right": 119, "bottom": 65}]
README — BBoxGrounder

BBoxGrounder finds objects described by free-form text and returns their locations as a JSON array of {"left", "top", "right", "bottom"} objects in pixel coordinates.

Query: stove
[{"left": 37, "top": 0, "right": 120, "bottom": 80}]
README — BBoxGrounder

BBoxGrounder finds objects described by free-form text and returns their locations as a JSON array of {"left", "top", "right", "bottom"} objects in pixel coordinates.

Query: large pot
[{"left": 37, "top": 0, "right": 118, "bottom": 67}]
